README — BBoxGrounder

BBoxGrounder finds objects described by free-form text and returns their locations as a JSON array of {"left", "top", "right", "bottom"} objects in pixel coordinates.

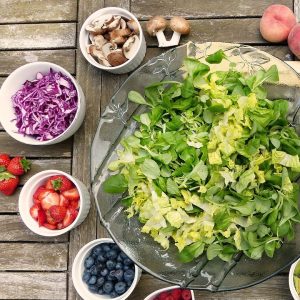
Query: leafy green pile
[{"left": 103, "top": 51, "right": 300, "bottom": 263}]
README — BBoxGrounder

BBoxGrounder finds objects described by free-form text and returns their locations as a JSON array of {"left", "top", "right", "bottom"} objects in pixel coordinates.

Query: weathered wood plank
[
  {"left": 0, "top": 188, "right": 21, "bottom": 213},
  {"left": 0, "top": 132, "right": 72, "bottom": 157},
  {"left": 0, "top": 50, "right": 76, "bottom": 76},
  {"left": 0, "top": 243, "right": 68, "bottom": 271},
  {"left": 129, "top": 274, "right": 292, "bottom": 300},
  {"left": 0, "top": 23, "right": 76, "bottom": 50},
  {"left": 132, "top": 0, "right": 293, "bottom": 19},
  {"left": 0, "top": 215, "right": 68, "bottom": 242},
  {"left": 142, "top": 19, "right": 268, "bottom": 46},
  {"left": 0, "top": 0, "right": 77, "bottom": 23},
  {"left": 0, "top": 272, "right": 66, "bottom": 299},
  {"left": 295, "top": 0, "right": 300, "bottom": 22},
  {"left": 68, "top": 0, "right": 105, "bottom": 299}
]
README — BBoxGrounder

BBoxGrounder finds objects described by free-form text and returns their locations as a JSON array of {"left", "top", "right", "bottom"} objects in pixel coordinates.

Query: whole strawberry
[
  {"left": 45, "top": 175, "right": 73, "bottom": 192},
  {"left": 0, "top": 172, "right": 19, "bottom": 195},
  {"left": 0, "top": 154, "right": 10, "bottom": 169},
  {"left": 7, "top": 156, "right": 31, "bottom": 176}
]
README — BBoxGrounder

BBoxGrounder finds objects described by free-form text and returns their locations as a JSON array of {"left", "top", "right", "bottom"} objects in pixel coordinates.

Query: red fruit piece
[
  {"left": 57, "top": 223, "right": 64, "bottom": 230},
  {"left": 49, "top": 205, "right": 67, "bottom": 222},
  {"left": 158, "top": 292, "right": 170, "bottom": 300},
  {"left": 33, "top": 186, "right": 48, "bottom": 204},
  {"left": 170, "top": 289, "right": 181, "bottom": 300},
  {"left": 7, "top": 156, "right": 31, "bottom": 176},
  {"left": 38, "top": 210, "right": 47, "bottom": 227},
  {"left": 30, "top": 204, "right": 41, "bottom": 220},
  {"left": 62, "top": 188, "right": 80, "bottom": 201},
  {"left": 69, "top": 199, "right": 80, "bottom": 210},
  {"left": 0, "top": 172, "right": 19, "bottom": 196},
  {"left": 43, "top": 223, "right": 57, "bottom": 230},
  {"left": 59, "top": 194, "right": 70, "bottom": 207},
  {"left": 165, "top": 296, "right": 174, "bottom": 300},
  {"left": 40, "top": 190, "right": 60, "bottom": 210},
  {"left": 181, "top": 290, "right": 192, "bottom": 300},
  {"left": 62, "top": 208, "right": 78, "bottom": 228},
  {"left": 0, "top": 154, "right": 10, "bottom": 169},
  {"left": 46, "top": 210, "right": 58, "bottom": 225},
  {"left": 45, "top": 175, "right": 73, "bottom": 192}
]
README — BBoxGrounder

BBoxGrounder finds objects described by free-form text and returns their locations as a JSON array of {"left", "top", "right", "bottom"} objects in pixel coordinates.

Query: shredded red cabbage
[{"left": 12, "top": 68, "right": 78, "bottom": 141}]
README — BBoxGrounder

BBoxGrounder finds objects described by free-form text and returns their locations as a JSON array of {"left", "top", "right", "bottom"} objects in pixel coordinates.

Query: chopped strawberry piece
[
  {"left": 37, "top": 210, "right": 46, "bottom": 227},
  {"left": 62, "top": 208, "right": 78, "bottom": 228},
  {"left": 33, "top": 186, "right": 47, "bottom": 204},
  {"left": 30, "top": 204, "right": 40, "bottom": 220},
  {"left": 165, "top": 296, "right": 174, "bottom": 300},
  {"left": 46, "top": 209, "right": 58, "bottom": 225},
  {"left": 62, "top": 188, "right": 79, "bottom": 201},
  {"left": 57, "top": 223, "right": 64, "bottom": 230},
  {"left": 40, "top": 190, "right": 60, "bottom": 210},
  {"left": 170, "top": 289, "right": 181, "bottom": 300},
  {"left": 45, "top": 175, "right": 74, "bottom": 192},
  {"left": 181, "top": 290, "right": 192, "bottom": 300},
  {"left": 43, "top": 223, "right": 57, "bottom": 230},
  {"left": 158, "top": 292, "right": 170, "bottom": 300},
  {"left": 59, "top": 194, "right": 70, "bottom": 208},
  {"left": 49, "top": 205, "right": 67, "bottom": 222},
  {"left": 69, "top": 199, "right": 80, "bottom": 210}
]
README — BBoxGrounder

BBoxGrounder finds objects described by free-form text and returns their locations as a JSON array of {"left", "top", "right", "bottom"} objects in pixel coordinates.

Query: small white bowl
[
  {"left": 72, "top": 238, "right": 142, "bottom": 300},
  {"left": 0, "top": 61, "right": 86, "bottom": 145},
  {"left": 19, "top": 170, "right": 90, "bottom": 237},
  {"left": 79, "top": 7, "right": 146, "bottom": 74},
  {"left": 289, "top": 258, "right": 300, "bottom": 300},
  {"left": 144, "top": 285, "right": 195, "bottom": 300}
]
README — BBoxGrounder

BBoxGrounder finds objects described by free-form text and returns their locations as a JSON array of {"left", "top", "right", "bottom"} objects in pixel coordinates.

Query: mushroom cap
[
  {"left": 169, "top": 16, "right": 190, "bottom": 35},
  {"left": 146, "top": 16, "right": 168, "bottom": 36},
  {"left": 107, "top": 50, "right": 128, "bottom": 66}
]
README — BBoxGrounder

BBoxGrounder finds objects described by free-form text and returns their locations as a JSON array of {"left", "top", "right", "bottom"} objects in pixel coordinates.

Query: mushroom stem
[
  {"left": 156, "top": 30, "right": 169, "bottom": 47},
  {"left": 167, "top": 31, "right": 181, "bottom": 46}
]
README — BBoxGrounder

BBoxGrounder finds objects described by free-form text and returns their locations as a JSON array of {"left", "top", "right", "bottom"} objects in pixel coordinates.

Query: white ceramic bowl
[
  {"left": 289, "top": 258, "right": 300, "bottom": 300},
  {"left": 79, "top": 7, "right": 146, "bottom": 74},
  {"left": 144, "top": 285, "right": 195, "bottom": 300},
  {"left": 72, "top": 238, "right": 142, "bottom": 300},
  {"left": 0, "top": 61, "right": 86, "bottom": 145},
  {"left": 19, "top": 170, "right": 90, "bottom": 236}
]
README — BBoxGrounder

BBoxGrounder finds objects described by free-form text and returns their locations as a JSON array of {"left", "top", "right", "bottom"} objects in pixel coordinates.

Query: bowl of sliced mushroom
[{"left": 79, "top": 7, "right": 146, "bottom": 74}]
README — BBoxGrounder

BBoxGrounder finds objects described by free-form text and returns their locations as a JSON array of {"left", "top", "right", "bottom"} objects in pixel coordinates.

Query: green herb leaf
[
  {"left": 128, "top": 91, "right": 151, "bottom": 106},
  {"left": 140, "top": 159, "right": 160, "bottom": 179},
  {"left": 205, "top": 49, "right": 226, "bottom": 64},
  {"left": 103, "top": 174, "right": 128, "bottom": 194}
]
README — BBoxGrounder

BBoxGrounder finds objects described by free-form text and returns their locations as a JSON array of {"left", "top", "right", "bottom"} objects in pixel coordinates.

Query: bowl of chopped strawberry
[
  {"left": 19, "top": 170, "right": 90, "bottom": 236},
  {"left": 144, "top": 286, "right": 195, "bottom": 300}
]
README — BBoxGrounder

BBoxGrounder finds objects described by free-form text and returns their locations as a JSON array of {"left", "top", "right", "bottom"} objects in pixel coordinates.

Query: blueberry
[
  {"left": 115, "top": 262, "right": 123, "bottom": 270},
  {"left": 113, "top": 269, "right": 124, "bottom": 281},
  {"left": 98, "top": 288, "right": 104, "bottom": 295},
  {"left": 110, "top": 290, "right": 118, "bottom": 298},
  {"left": 111, "top": 244, "right": 120, "bottom": 251},
  {"left": 88, "top": 275, "right": 97, "bottom": 285},
  {"left": 92, "top": 245, "right": 103, "bottom": 256},
  {"left": 96, "top": 277, "right": 105, "bottom": 287},
  {"left": 123, "top": 265, "right": 130, "bottom": 271},
  {"left": 102, "top": 244, "right": 111, "bottom": 252},
  {"left": 100, "top": 268, "right": 109, "bottom": 277},
  {"left": 88, "top": 284, "right": 98, "bottom": 294},
  {"left": 120, "top": 252, "right": 128, "bottom": 259},
  {"left": 106, "top": 260, "right": 116, "bottom": 270},
  {"left": 97, "top": 253, "right": 107, "bottom": 263},
  {"left": 126, "top": 279, "right": 133, "bottom": 287},
  {"left": 114, "top": 281, "right": 127, "bottom": 295},
  {"left": 107, "top": 274, "right": 116, "bottom": 282},
  {"left": 106, "top": 249, "right": 118, "bottom": 260},
  {"left": 124, "top": 269, "right": 135, "bottom": 282},
  {"left": 84, "top": 256, "right": 95, "bottom": 269},
  {"left": 90, "top": 265, "right": 102, "bottom": 275},
  {"left": 123, "top": 258, "right": 133, "bottom": 266},
  {"left": 82, "top": 271, "right": 91, "bottom": 283},
  {"left": 103, "top": 281, "right": 114, "bottom": 294},
  {"left": 117, "top": 254, "right": 123, "bottom": 262}
]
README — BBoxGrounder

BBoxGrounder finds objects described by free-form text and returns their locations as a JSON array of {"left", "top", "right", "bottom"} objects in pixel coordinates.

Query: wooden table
[{"left": 0, "top": 0, "right": 299, "bottom": 299}]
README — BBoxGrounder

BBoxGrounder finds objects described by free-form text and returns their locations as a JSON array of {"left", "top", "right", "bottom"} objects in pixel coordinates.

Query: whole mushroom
[
  {"left": 169, "top": 16, "right": 191, "bottom": 46},
  {"left": 146, "top": 16, "right": 168, "bottom": 47}
]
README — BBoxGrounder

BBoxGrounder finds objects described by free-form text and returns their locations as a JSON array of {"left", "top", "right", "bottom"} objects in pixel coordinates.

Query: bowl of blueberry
[{"left": 72, "top": 238, "right": 141, "bottom": 299}]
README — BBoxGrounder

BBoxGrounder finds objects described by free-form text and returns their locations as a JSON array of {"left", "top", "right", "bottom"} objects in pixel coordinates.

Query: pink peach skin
[
  {"left": 288, "top": 24, "right": 300, "bottom": 58},
  {"left": 260, "top": 4, "right": 296, "bottom": 43}
]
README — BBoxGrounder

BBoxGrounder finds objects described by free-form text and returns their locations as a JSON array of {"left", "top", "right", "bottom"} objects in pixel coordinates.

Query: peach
[
  {"left": 288, "top": 24, "right": 300, "bottom": 58},
  {"left": 260, "top": 4, "right": 296, "bottom": 42}
]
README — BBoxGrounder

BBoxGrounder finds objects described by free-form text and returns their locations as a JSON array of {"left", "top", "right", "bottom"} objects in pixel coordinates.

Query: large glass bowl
[{"left": 91, "top": 42, "right": 300, "bottom": 291}]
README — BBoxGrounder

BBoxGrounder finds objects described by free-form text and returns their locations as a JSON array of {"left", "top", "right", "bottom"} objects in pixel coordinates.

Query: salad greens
[{"left": 103, "top": 51, "right": 300, "bottom": 263}]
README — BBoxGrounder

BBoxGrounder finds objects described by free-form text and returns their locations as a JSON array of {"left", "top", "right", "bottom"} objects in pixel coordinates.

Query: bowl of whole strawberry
[
  {"left": 0, "top": 153, "right": 31, "bottom": 196},
  {"left": 19, "top": 170, "right": 90, "bottom": 236},
  {"left": 72, "top": 238, "right": 141, "bottom": 300},
  {"left": 144, "top": 286, "right": 195, "bottom": 300}
]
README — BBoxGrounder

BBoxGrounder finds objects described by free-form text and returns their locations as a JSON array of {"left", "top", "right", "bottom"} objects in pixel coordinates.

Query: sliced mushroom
[
  {"left": 120, "top": 18, "right": 127, "bottom": 30},
  {"left": 107, "top": 49, "right": 128, "bottom": 67},
  {"left": 93, "top": 35, "right": 107, "bottom": 49},
  {"left": 86, "top": 14, "right": 114, "bottom": 34},
  {"left": 122, "top": 35, "right": 140, "bottom": 59},
  {"left": 127, "top": 19, "right": 139, "bottom": 34},
  {"left": 109, "top": 28, "right": 131, "bottom": 45},
  {"left": 101, "top": 42, "right": 118, "bottom": 59},
  {"left": 107, "top": 16, "right": 121, "bottom": 31},
  {"left": 87, "top": 45, "right": 111, "bottom": 67}
]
